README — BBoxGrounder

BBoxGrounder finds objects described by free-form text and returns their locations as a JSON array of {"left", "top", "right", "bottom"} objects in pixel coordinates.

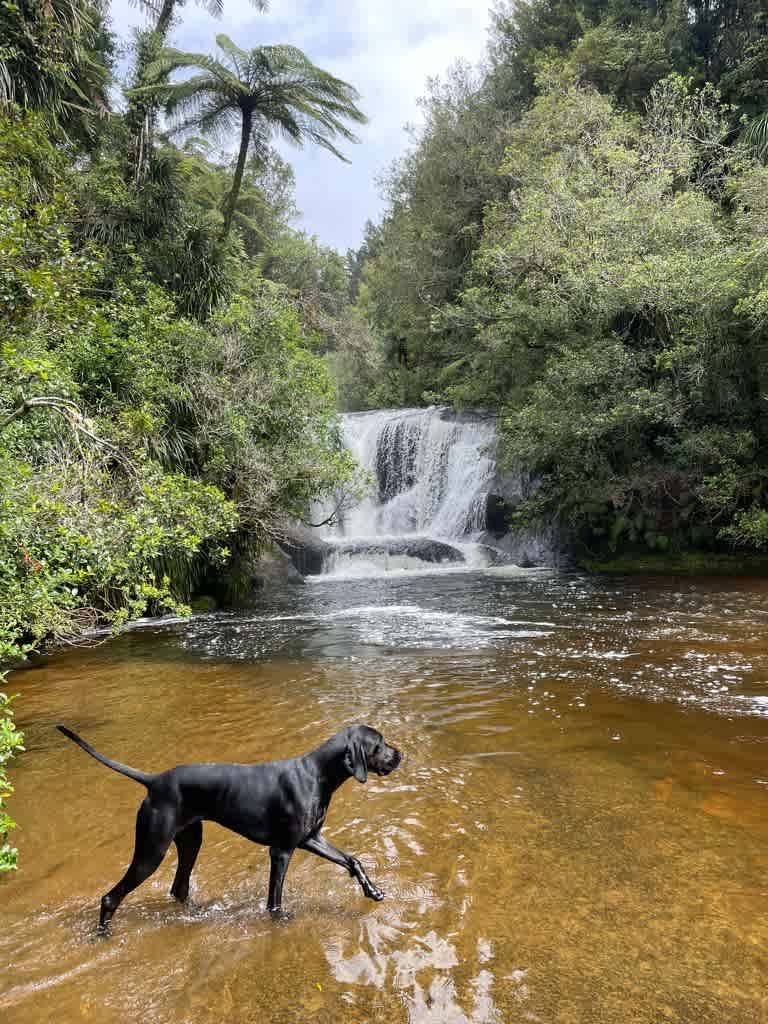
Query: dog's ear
[{"left": 344, "top": 738, "right": 368, "bottom": 784}]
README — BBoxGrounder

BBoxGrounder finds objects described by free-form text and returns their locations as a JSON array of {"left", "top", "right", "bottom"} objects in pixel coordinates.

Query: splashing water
[{"left": 316, "top": 408, "right": 500, "bottom": 575}]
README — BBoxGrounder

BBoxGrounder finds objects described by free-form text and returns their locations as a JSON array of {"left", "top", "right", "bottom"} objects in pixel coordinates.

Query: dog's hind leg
[
  {"left": 99, "top": 797, "right": 175, "bottom": 930},
  {"left": 267, "top": 847, "right": 294, "bottom": 913},
  {"left": 170, "top": 820, "right": 203, "bottom": 903}
]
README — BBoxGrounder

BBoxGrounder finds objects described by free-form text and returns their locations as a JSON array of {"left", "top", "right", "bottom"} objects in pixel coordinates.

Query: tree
[
  {"left": 455, "top": 74, "right": 768, "bottom": 552},
  {"left": 143, "top": 0, "right": 269, "bottom": 40},
  {"left": 358, "top": 62, "right": 509, "bottom": 403},
  {"left": 0, "top": 0, "right": 113, "bottom": 140},
  {"left": 145, "top": 35, "right": 366, "bottom": 238},
  {"left": 128, "top": 1, "right": 269, "bottom": 182}
]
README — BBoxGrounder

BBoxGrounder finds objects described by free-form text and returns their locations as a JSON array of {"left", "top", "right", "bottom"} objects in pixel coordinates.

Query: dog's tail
[{"left": 56, "top": 725, "right": 154, "bottom": 787}]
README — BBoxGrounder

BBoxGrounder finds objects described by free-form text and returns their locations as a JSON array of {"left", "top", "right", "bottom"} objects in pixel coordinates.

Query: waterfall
[{"left": 315, "top": 406, "right": 503, "bottom": 575}]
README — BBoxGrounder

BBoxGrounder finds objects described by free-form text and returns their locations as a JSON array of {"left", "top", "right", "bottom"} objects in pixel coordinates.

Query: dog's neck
[{"left": 305, "top": 734, "right": 353, "bottom": 794}]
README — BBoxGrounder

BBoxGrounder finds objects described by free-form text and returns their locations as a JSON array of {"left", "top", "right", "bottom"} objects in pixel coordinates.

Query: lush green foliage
[
  {"left": 2, "top": 113, "right": 231, "bottom": 661},
  {"left": 0, "top": 690, "right": 24, "bottom": 871},
  {"left": 455, "top": 73, "right": 768, "bottom": 553},
  {"left": 0, "top": 0, "right": 113, "bottom": 140},
  {"left": 349, "top": 0, "right": 768, "bottom": 557},
  {"left": 0, "top": 109, "right": 357, "bottom": 665}
]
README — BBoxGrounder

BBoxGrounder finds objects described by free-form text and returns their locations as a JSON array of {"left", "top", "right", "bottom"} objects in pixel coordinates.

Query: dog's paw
[
  {"left": 268, "top": 905, "right": 295, "bottom": 923},
  {"left": 364, "top": 883, "right": 385, "bottom": 902}
]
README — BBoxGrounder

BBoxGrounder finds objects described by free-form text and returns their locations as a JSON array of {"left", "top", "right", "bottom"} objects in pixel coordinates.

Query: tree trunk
[
  {"left": 222, "top": 107, "right": 253, "bottom": 239},
  {"left": 156, "top": 0, "right": 177, "bottom": 38},
  {"left": 131, "top": 1, "right": 177, "bottom": 185}
]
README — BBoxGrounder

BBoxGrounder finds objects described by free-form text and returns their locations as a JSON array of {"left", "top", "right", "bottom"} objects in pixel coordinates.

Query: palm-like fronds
[
  {"left": 39, "top": 0, "right": 90, "bottom": 29},
  {"left": 128, "top": 1, "right": 268, "bottom": 183},
  {"left": 743, "top": 112, "right": 768, "bottom": 162},
  {"left": 136, "top": 1, "right": 269, "bottom": 25},
  {"left": 0, "top": 1, "right": 111, "bottom": 135},
  {"left": 139, "top": 35, "right": 367, "bottom": 238}
]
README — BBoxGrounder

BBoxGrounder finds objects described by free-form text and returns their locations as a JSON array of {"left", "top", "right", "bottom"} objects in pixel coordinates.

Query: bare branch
[{"left": 0, "top": 395, "right": 136, "bottom": 473}]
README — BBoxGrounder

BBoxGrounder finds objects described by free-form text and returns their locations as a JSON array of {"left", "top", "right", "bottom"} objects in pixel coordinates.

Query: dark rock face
[
  {"left": 280, "top": 524, "right": 332, "bottom": 576},
  {"left": 484, "top": 494, "right": 509, "bottom": 536},
  {"left": 327, "top": 537, "right": 465, "bottom": 566},
  {"left": 477, "top": 526, "right": 562, "bottom": 568},
  {"left": 478, "top": 467, "right": 566, "bottom": 564},
  {"left": 473, "top": 544, "right": 513, "bottom": 566},
  {"left": 249, "top": 546, "right": 305, "bottom": 591},
  {"left": 209, "top": 542, "right": 305, "bottom": 607}
]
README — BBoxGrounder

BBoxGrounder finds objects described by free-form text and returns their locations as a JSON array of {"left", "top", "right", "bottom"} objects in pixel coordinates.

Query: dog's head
[{"left": 344, "top": 725, "right": 401, "bottom": 784}]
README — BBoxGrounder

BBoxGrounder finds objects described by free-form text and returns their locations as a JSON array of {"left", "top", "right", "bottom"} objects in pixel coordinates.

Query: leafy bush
[{"left": 0, "top": 691, "right": 24, "bottom": 872}]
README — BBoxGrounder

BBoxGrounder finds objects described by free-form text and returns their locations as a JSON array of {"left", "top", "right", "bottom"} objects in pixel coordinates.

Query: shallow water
[{"left": 3, "top": 569, "right": 768, "bottom": 1023}]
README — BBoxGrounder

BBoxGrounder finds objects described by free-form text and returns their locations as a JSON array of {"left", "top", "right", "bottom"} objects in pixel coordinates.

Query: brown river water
[{"left": 2, "top": 567, "right": 768, "bottom": 1023}]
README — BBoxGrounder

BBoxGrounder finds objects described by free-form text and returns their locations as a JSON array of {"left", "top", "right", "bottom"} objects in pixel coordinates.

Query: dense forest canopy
[{"left": 0, "top": 0, "right": 368, "bottom": 668}]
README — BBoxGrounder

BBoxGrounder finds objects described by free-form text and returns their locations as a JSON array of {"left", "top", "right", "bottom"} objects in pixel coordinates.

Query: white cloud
[{"left": 107, "top": 1, "right": 492, "bottom": 251}]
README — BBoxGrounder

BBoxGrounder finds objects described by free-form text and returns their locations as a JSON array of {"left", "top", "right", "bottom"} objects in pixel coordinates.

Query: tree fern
[
  {"left": 138, "top": 35, "right": 366, "bottom": 239},
  {"left": 743, "top": 112, "right": 768, "bottom": 162}
]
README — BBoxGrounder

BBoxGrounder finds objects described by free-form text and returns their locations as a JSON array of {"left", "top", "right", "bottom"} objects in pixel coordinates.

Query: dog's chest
[{"left": 304, "top": 798, "right": 327, "bottom": 835}]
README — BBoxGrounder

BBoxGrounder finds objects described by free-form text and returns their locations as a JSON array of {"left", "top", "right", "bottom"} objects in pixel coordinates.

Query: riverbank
[{"left": 580, "top": 552, "right": 768, "bottom": 576}]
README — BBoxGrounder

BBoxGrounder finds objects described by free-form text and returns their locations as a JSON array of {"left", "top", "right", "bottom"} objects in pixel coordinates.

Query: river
[{"left": 2, "top": 567, "right": 768, "bottom": 1023}]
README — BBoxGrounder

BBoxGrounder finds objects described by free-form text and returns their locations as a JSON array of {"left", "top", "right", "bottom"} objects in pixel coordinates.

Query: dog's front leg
[
  {"left": 300, "top": 833, "right": 385, "bottom": 901},
  {"left": 267, "top": 847, "right": 295, "bottom": 912}
]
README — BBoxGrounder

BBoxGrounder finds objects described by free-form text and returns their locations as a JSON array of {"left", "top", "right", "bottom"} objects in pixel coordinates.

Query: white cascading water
[{"left": 317, "top": 407, "right": 499, "bottom": 575}]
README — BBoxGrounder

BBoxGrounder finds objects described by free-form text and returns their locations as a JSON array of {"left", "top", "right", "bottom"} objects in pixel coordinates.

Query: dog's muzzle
[{"left": 376, "top": 748, "right": 401, "bottom": 776}]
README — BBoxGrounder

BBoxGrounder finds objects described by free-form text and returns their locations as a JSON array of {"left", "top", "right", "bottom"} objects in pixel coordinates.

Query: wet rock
[
  {"left": 280, "top": 524, "right": 332, "bottom": 576},
  {"left": 473, "top": 544, "right": 513, "bottom": 566},
  {"left": 477, "top": 527, "right": 562, "bottom": 568},
  {"left": 479, "top": 466, "right": 565, "bottom": 565},
  {"left": 249, "top": 546, "right": 305, "bottom": 590},
  {"left": 484, "top": 494, "right": 510, "bottom": 536},
  {"left": 328, "top": 537, "right": 465, "bottom": 565},
  {"left": 207, "top": 541, "right": 305, "bottom": 606}
]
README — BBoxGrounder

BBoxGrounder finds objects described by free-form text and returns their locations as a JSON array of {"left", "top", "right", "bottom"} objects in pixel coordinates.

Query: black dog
[{"left": 57, "top": 723, "right": 401, "bottom": 929}]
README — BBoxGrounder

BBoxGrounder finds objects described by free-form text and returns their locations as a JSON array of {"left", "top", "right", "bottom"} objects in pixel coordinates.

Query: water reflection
[
  {"left": 136, "top": 569, "right": 768, "bottom": 719},
  {"left": 2, "top": 569, "right": 768, "bottom": 1023}
]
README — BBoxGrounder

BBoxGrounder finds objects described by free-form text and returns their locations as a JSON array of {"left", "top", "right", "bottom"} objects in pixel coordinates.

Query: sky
[{"left": 107, "top": 1, "right": 493, "bottom": 253}]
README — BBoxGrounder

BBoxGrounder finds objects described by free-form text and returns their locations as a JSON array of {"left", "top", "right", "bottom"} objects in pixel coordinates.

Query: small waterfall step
[
  {"left": 282, "top": 406, "right": 559, "bottom": 578},
  {"left": 312, "top": 406, "right": 507, "bottom": 576},
  {"left": 322, "top": 406, "right": 497, "bottom": 538},
  {"left": 329, "top": 538, "right": 466, "bottom": 563}
]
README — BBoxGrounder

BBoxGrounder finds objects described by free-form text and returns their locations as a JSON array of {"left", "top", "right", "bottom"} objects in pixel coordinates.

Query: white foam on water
[
  {"left": 311, "top": 407, "right": 514, "bottom": 576},
  {"left": 263, "top": 605, "right": 526, "bottom": 629},
  {"left": 318, "top": 407, "right": 497, "bottom": 541}
]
